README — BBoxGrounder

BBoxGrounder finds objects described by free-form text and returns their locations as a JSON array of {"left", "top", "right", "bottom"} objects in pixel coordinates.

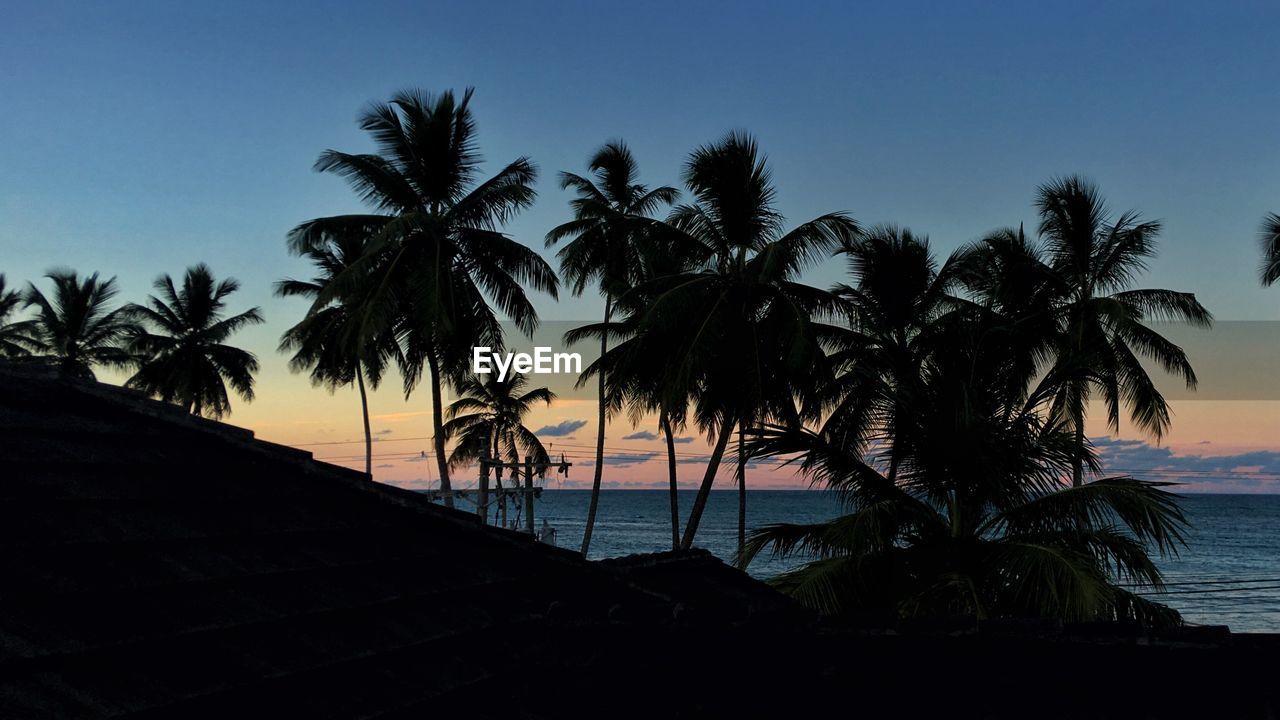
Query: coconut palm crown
[
  {"left": 1260, "top": 212, "right": 1280, "bottom": 286},
  {"left": 442, "top": 372, "right": 555, "bottom": 470},
  {"left": 442, "top": 372, "right": 555, "bottom": 524},
  {"left": 0, "top": 274, "right": 38, "bottom": 358},
  {"left": 23, "top": 269, "right": 138, "bottom": 379},
  {"left": 124, "top": 264, "right": 263, "bottom": 418}
]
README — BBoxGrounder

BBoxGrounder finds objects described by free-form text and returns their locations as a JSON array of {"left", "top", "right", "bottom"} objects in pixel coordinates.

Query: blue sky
[
  {"left": 2, "top": 0, "right": 1278, "bottom": 333},
  {"left": 2, "top": 0, "right": 1278, "bottom": 488}
]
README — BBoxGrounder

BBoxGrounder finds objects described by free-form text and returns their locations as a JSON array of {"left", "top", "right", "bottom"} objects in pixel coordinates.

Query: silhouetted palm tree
[
  {"left": 124, "top": 264, "right": 263, "bottom": 418},
  {"left": 294, "top": 88, "right": 557, "bottom": 507},
  {"left": 1260, "top": 212, "right": 1280, "bottom": 286},
  {"left": 278, "top": 220, "right": 398, "bottom": 475},
  {"left": 814, "top": 226, "right": 971, "bottom": 486},
  {"left": 23, "top": 270, "right": 137, "bottom": 379},
  {"left": 442, "top": 372, "right": 554, "bottom": 525},
  {"left": 745, "top": 423, "right": 1186, "bottom": 626},
  {"left": 1036, "top": 177, "right": 1211, "bottom": 486},
  {"left": 743, "top": 236, "right": 1187, "bottom": 628},
  {"left": 546, "top": 140, "right": 679, "bottom": 554},
  {"left": 601, "top": 133, "right": 858, "bottom": 553},
  {"left": 0, "top": 274, "right": 37, "bottom": 358}
]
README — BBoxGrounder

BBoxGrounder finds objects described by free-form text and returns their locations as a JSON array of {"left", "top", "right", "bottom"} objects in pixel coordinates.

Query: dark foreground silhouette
[{"left": 1, "top": 361, "right": 1275, "bottom": 719}]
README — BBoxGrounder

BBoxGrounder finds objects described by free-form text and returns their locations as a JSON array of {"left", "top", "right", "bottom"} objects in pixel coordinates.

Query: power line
[
  {"left": 1137, "top": 584, "right": 1280, "bottom": 596},
  {"left": 301, "top": 435, "right": 712, "bottom": 458},
  {"left": 1181, "top": 608, "right": 1280, "bottom": 616},
  {"left": 1121, "top": 577, "right": 1280, "bottom": 588},
  {"left": 297, "top": 437, "right": 1280, "bottom": 484},
  {"left": 1156, "top": 572, "right": 1280, "bottom": 581},
  {"left": 1104, "top": 467, "right": 1280, "bottom": 478},
  {"left": 300, "top": 439, "right": 1280, "bottom": 477},
  {"left": 313, "top": 440, "right": 737, "bottom": 463}
]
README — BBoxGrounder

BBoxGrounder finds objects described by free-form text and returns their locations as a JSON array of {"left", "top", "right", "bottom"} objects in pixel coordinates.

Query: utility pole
[
  {"left": 473, "top": 457, "right": 570, "bottom": 539},
  {"left": 524, "top": 456, "right": 535, "bottom": 535}
]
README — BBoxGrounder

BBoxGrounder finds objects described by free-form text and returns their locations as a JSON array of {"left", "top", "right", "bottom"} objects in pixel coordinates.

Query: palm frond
[{"left": 1260, "top": 212, "right": 1280, "bottom": 286}]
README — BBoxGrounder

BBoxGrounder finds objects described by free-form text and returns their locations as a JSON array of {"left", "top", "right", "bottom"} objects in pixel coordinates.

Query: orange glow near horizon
[{"left": 94, "top": 354, "right": 1280, "bottom": 494}]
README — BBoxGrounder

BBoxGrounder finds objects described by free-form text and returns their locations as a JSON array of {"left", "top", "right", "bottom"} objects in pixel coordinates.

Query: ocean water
[{"left": 523, "top": 490, "right": 1280, "bottom": 632}]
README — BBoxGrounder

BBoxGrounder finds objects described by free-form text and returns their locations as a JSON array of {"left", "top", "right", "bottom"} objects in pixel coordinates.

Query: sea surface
[{"left": 523, "top": 490, "right": 1280, "bottom": 632}]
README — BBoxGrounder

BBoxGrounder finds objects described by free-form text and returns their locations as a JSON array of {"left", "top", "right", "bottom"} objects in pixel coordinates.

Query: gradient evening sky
[{"left": 2, "top": 1, "right": 1278, "bottom": 490}]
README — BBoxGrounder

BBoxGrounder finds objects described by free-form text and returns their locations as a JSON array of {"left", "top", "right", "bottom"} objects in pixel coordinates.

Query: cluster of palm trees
[
  {"left": 555, "top": 144, "right": 1215, "bottom": 627},
  {"left": 737, "top": 205, "right": 1280, "bottom": 625},
  {"left": 5, "top": 85, "right": 1249, "bottom": 626},
  {"left": 737, "top": 210, "right": 1209, "bottom": 626},
  {"left": 274, "top": 88, "right": 1223, "bottom": 626},
  {"left": 558, "top": 133, "right": 862, "bottom": 556},
  {"left": 0, "top": 266, "right": 262, "bottom": 417}
]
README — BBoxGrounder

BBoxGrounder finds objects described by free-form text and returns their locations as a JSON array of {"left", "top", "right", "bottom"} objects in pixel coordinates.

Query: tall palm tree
[
  {"left": 23, "top": 269, "right": 138, "bottom": 379},
  {"left": 1036, "top": 177, "right": 1211, "bottom": 486},
  {"left": 1260, "top": 212, "right": 1280, "bottom": 286},
  {"left": 278, "top": 220, "right": 397, "bottom": 475},
  {"left": 598, "top": 133, "right": 858, "bottom": 553},
  {"left": 442, "top": 372, "right": 554, "bottom": 525},
  {"left": 0, "top": 274, "right": 37, "bottom": 358},
  {"left": 743, "top": 238, "right": 1187, "bottom": 628},
  {"left": 124, "top": 264, "right": 263, "bottom": 418},
  {"left": 294, "top": 88, "right": 558, "bottom": 507},
  {"left": 546, "top": 140, "right": 679, "bottom": 555}
]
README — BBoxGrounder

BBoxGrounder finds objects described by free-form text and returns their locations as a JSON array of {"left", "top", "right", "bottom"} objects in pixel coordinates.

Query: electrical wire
[{"left": 299, "top": 436, "right": 1280, "bottom": 480}]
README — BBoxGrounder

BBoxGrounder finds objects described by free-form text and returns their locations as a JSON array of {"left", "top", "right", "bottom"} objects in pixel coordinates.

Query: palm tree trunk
[
  {"left": 580, "top": 295, "right": 611, "bottom": 555},
  {"left": 1072, "top": 402, "right": 1086, "bottom": 488},
  {"left": 736, "top": 421, "right": 746, "bottom": 558},
  {"left": 357, "top": 366, "right": 372, "bottom": 476},
  {"left": 512, "top": 450, "right": 523, "bottom": 528},
  {"left": 477, "top": 437, "right": 492, "bottom": 523},
  {"left": 661, "top": 412, "right": 680, "bottom": 550},
  {"left": 680, "top": 416, "right": 736, "bottom": 551},
  {"left": 425, "top": 350, "right": 453, "bottom": 508},
  {"left": 1070, "top": 316, "right": 1088, "bottom": 488},
  {"left": 524, "top": 455, "right": 535, "bottom": 535}
]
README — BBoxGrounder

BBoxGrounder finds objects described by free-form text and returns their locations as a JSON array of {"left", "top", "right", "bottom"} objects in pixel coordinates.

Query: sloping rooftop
[
  {"left": 5, "top": 361, "right": 1280, "bottom": 719},
  {"left": 0, "top": 362, "right": 796, "bottom": 718}
]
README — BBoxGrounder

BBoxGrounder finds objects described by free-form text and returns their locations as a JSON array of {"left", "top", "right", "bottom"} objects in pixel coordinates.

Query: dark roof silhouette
[
  {"left": 5, "top": 361, "right": 1280, "bottom": 719},
  {"left": 0, "top": 362, "right": 799, "bottom": 718}
]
